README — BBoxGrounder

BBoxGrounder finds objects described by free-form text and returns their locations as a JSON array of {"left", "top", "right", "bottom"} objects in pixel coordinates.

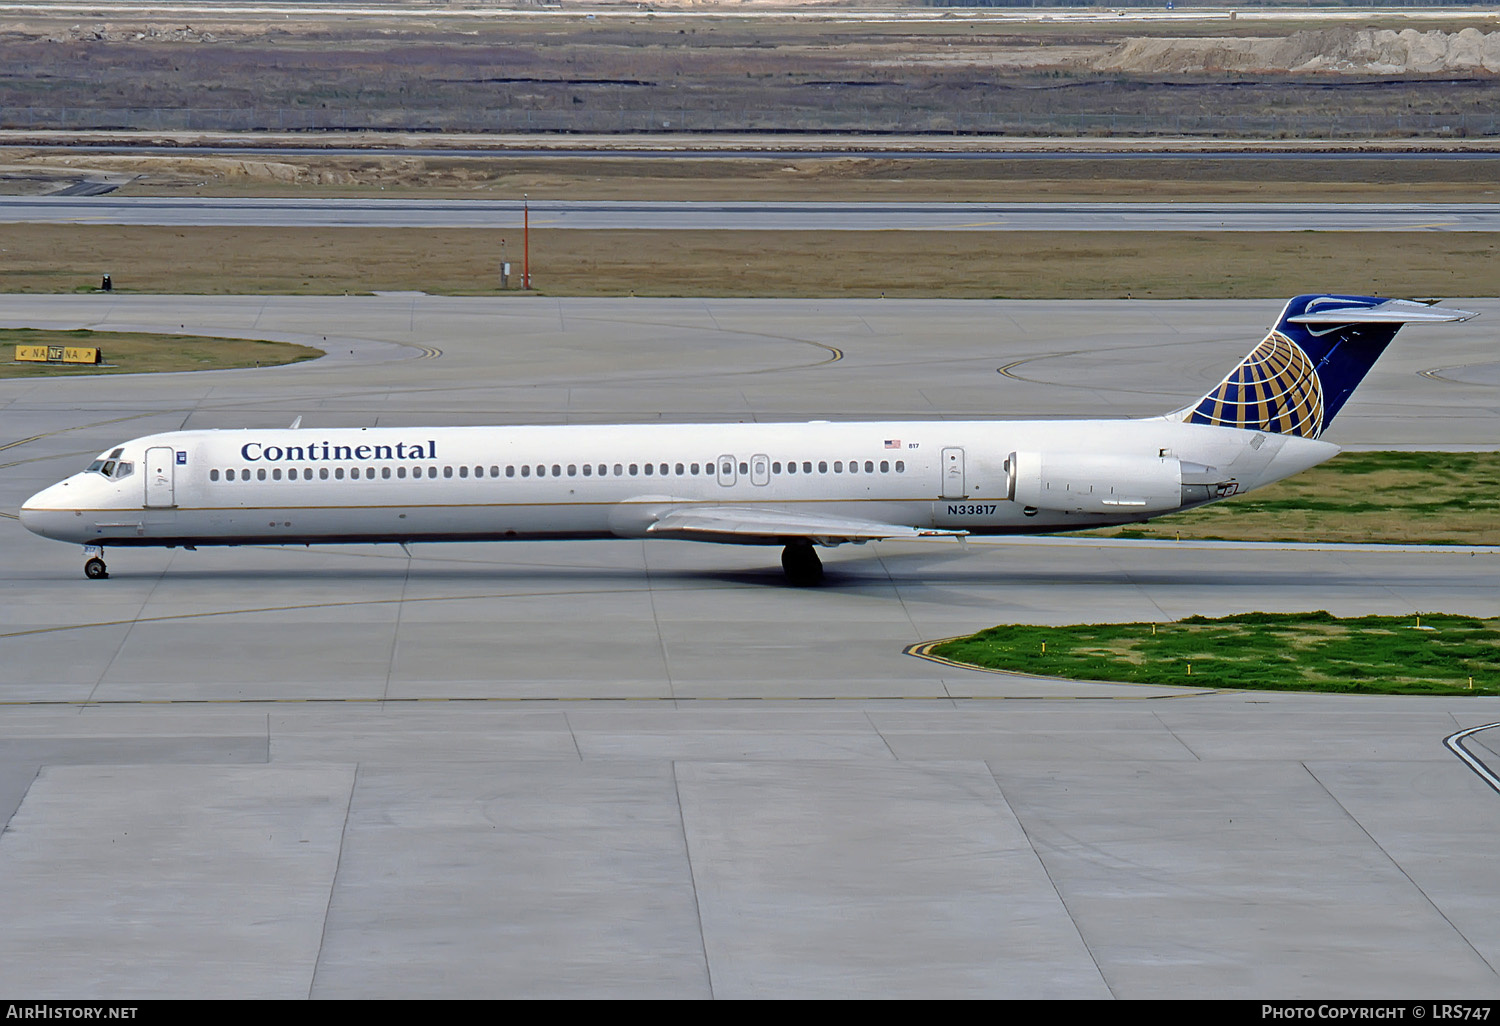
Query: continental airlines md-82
[{"left": 20, "top": 295, "right": 1475, "bottom": 584}]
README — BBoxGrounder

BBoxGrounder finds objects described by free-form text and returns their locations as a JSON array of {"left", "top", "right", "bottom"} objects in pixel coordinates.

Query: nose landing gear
[{"left": 83, "top": 546, "right": 108, "bottom": 580}]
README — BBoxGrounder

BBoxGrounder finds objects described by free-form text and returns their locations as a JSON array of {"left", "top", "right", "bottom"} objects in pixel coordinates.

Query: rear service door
[{"left": 941, "top": 447, "right": 966, "bottom": 500}]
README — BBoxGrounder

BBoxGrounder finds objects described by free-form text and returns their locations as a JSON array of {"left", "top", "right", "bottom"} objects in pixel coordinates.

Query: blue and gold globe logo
[{"left": 1186, "top": 331, "right": 1325, "bottom": 438}]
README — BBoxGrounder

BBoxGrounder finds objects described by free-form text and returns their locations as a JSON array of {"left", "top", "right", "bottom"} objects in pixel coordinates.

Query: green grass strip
[
  {"left": 2, "top": 327, "right": 322, "bottom": 378},
  {"left": 929, "top": 611, "right": 1500, "bottom": 695}
]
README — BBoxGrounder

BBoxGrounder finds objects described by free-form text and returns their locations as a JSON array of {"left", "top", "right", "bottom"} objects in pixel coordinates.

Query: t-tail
[{"left": 1177, "top": 295, "right": 1476, "bottom": 438}]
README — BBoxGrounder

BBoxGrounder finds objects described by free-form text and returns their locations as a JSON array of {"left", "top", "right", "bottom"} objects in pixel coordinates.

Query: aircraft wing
[{"left": 645, "top": 505, "right": 966, "bottom": 545}]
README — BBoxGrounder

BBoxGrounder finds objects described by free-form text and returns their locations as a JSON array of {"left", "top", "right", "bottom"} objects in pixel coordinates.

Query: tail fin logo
[{"left": 1185, "top": 329, "right": 1325, "bottom": 438}]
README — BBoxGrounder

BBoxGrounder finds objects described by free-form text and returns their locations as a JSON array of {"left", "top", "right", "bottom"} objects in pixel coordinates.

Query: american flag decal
[{"left": 884, "top": 439, "right": 901, "bottom": 449}]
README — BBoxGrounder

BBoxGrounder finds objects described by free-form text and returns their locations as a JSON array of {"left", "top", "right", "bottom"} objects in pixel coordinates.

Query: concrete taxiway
[
  {"left": 1, "top": 295, "right": 1498, "bottom": 998},
  {"left": 7, "top": 196, "right": 1500, "bottom": 232}
]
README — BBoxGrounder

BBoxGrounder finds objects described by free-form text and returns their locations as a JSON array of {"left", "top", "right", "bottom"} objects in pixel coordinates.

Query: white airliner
[{"left": 20, "top": 295, "right": 1475, "bottom": 584}]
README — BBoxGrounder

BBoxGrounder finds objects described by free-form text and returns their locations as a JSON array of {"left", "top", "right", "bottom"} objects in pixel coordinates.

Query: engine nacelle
[{"left": 1006, "top": 451, "right": 1186, "bottom": 514}]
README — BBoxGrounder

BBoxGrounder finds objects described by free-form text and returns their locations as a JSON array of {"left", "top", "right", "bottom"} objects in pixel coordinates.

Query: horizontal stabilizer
[
  {"left": 1287, "top": 298, "right": 1476, "bottom": 325},
  {"left": 646, "top": 505, "right": 966, "bottom": 544}
]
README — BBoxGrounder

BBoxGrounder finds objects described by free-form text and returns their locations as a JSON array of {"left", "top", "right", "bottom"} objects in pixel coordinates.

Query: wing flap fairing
[{"left": 645, "top": 505, "right": 965, "bottom": 544}]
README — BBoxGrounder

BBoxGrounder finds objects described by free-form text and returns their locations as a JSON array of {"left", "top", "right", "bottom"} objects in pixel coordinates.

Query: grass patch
[
  {"left": 929, "top": 611, "right": 1500, "bottom": 695},
  {"left": 0, "top": 327, "right": 322, "bottom": 377},
  {"left": 1078, "top": 451, "right": 1500, "bottom": 547},
  {"left": 0, "top": 225, "right": 1496, "bottom": 299}
]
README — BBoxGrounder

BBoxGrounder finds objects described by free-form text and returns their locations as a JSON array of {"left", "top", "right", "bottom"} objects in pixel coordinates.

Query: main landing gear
[
  {"left": 780, "top": 541, "right": 824, "bottom": 587},
  {"left": 83, "top": 546, "right": 108, "bottom": 580}
]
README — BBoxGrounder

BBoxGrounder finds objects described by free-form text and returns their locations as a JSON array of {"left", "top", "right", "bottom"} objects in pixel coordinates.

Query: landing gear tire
[
  {"left": 781, "top": 542, "right": 824, "bottom": 587},
  {"left": 84, "top": 557, "right": 109, "bottom": 580}
]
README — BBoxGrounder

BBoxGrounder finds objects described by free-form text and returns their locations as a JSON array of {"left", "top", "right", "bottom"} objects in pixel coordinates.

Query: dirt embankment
[{"left": 1097, "top": 28, "right": 1500, "bottom": 75}]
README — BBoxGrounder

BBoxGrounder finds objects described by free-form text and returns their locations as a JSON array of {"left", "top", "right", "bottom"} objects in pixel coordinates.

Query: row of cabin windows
[{"left": 208, "top": 459, "right": 909, "bottom": 483}]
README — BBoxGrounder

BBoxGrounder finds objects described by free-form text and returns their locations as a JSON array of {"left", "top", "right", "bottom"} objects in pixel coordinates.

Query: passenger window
[
  {"left": 397, "top": 466, "right": 407, "bottom": 479},
  {"left": 739, "top": 462, "right": 748, "bottom": 475},
  {"left": 583, "top": 464, "right": 592, "bottom": 477},
  {"left": 865, "top": 460, "right": 874, "bottom": 473},
  {"left": 818, "top": 461, "right": 827, "bottom": 473},
  {"left": 787, "top": 462, "right": 797, "bottom": 474},
  {"left": 895, "top": 461, "right": 905, "bottom": 473},
  {"left": 459, "top": 466, "right": 469, "bottom": 478},
  {"left": 320, "top": 468, "right": 330, "bottom": 480},
  {"left": 335, "top": 468, "right": 344, "bottom": 480},
  {"left": 644, "top": 463, "right": 654, "bottom": 476},
  {"left": 629, "top": 464, "right": 639, "bottom": 476},
  {"left": 880, "top": 460, "right": 889, "bottom": 473},
  {"left": 675, "top": 463, "right": 684, "bottom": 475},
  {"left": 691, "top": 463, "right": 700, "bottom": 475},
  {"left": 568, "top": 465, "right": 577, "bottom": 476},
  {"left": 382, "top": 467, "right": 391, "bottom": 479},
  {"left": 521, "top": 465, "right": 531, "bottom": 478},
  {"left": 613, "top": 464, "right": 623, "bottom": 476},
  {"left": 506, "top": 466, "right": 515, "bottom": 478},
  {"left": 272, "top": 468, "right": 282, "bottom": 481},
  {"left": 834, "top": 461, "right": 843, "bottom": 473},
  {"left": 803, "top": 461, "right": 813, "bottom": 474},
  {"left": 552, "top": 465, "right": 561, "bottom": 477},
  {"left": 257, "top": 468, "right": 267, "bottom": 481},
  {"left": 304, "top": 468, "right": 313, "bottom": 480},
  {"left": 490, "top": 466, "right": 499, "bottom": 477},
  {"left": 210, "top": 469, "right": 220, "bottom": 481},
  {"left": 536, "top": 465, "right": 545, "bottom": 477},
  {"left": 444, "top": 466, "right": 453, "bottom": 479}
]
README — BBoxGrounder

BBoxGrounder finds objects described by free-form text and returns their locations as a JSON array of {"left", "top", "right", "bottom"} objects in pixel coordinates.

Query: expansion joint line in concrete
[
  {"left": 671, "top": 761, "right": 714, "bottom": 998},
  {"left": 985, "top": 764, "right": 1116, "bottom": 999},
  {"left": 309, "top": 762, "right": 360, "bottom": 999},
  {"left": 1303, "top": 760, "right": 1500, "bottom": 979}
]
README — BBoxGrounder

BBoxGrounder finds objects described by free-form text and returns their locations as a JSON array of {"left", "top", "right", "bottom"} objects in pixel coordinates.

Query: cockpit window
[{"left": 87, "top": 452, "right": 134, "bottom": 479}]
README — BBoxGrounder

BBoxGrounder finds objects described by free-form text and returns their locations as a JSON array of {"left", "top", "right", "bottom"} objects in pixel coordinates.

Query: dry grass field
[
  {"left": 2, "top": 11, "right": 1498, "bottom": 136},
  {"left": 9, "top": 153, "right": 1498, "bottom": 205},
  {"left": 2, "top": 223, "right": 1494, "bottom": 300}
]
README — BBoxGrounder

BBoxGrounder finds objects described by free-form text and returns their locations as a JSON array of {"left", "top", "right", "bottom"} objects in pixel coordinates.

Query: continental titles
[{"left": 241, "top": 441, "right": 437, "bottom": 462}]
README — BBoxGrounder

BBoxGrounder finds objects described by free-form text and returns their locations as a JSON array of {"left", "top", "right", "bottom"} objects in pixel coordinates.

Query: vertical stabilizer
[{"left": 1179, "top": 295, "right": 1474, "bottom": 438}]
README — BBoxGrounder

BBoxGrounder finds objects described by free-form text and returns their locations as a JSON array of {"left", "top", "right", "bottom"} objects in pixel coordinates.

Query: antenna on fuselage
[{"left": 288, "top": 416, "right": 302, "bottom": 429}]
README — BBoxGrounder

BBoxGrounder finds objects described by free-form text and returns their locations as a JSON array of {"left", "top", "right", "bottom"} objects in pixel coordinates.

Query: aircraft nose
[{"left": 19, "top": 481, "right": 75, "bottom": 539}]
